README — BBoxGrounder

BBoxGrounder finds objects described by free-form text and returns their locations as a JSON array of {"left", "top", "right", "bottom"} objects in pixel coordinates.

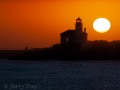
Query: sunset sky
[{"left": 0, "top": 0, "right": 120, "bottom": 50}]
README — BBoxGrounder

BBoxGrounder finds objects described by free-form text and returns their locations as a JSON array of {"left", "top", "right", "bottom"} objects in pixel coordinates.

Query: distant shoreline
[{"left": 1, "top": 40, "right": 120, "bottom": 61}]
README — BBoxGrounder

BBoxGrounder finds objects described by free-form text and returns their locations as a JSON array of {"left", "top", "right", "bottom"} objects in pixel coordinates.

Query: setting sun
[{"left": 93, "top": 18, "right": 111, "bottom": 33}]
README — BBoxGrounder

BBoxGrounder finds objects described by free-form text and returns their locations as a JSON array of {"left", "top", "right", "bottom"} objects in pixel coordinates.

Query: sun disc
[{"left": 93, "top": 18, "right": 111, "bottom": 33}]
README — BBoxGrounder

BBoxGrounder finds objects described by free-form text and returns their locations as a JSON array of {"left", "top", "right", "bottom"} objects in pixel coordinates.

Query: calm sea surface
[{"left": 0, "top": 60, "right": 120, "bottom": 90}]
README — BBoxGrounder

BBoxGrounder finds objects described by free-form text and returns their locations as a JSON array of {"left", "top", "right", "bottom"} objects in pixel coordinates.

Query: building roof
[{"left": 60, "top": 30, "right": 75, "bottom": 35}]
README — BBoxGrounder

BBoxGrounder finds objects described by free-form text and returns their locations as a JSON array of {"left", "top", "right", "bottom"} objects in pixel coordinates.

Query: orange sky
[{"left": 0, "top": 0, "right": 120, "bottom": 49}]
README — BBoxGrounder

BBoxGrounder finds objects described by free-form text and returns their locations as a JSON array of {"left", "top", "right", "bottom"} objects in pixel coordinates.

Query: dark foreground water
[{"left": 0, "top": 60, "right": 120, "bottom": 90}]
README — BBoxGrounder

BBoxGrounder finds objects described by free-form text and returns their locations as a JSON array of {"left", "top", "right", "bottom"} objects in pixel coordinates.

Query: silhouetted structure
[{"left": 60, "top": 17, "right": 88, "bottom": 48}]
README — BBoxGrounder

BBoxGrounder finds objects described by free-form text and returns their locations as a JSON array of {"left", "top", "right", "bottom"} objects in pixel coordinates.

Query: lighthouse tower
[
  {"left": 75, "top": 17, "right": 83, "bottom": 32},
  {"left": 75, "top": 17, "right": 87, "bottom": 44},
  {"left": 60, "top": 17, "right": 87, "bottom": 48}
]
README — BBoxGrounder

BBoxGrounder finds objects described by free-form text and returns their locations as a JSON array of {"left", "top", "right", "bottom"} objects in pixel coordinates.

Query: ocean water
[{"left": 0, "top": 60, "right": 120, "bottom": 90}]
